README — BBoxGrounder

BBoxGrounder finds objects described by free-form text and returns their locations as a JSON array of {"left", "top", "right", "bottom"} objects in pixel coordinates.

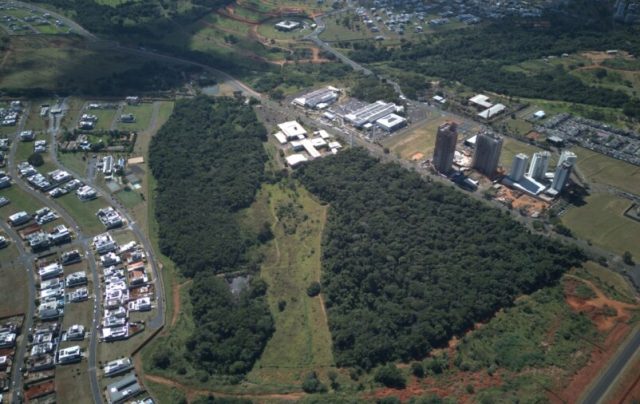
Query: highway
[{"left": 581, "top": 327, "right": 640, "bottom": 404}]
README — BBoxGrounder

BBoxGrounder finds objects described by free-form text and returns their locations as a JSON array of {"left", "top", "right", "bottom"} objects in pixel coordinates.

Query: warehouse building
[{"left": 293, "top": 87, "right": 340, "bottom": 109}]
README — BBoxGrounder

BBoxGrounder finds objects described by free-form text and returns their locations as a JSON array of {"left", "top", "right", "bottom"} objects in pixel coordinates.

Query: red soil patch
[
  {"left": 410, "top": 152, "right": 425, "bottom": 161},
  {"left": 143, "top": 373, "right": 305, "bottom": 402},
  {"left": 367, "top": 371, "right": 503, "bottom": 403},
  {"left": 553, "top": 277, "right": 640, "bottom": 402}
]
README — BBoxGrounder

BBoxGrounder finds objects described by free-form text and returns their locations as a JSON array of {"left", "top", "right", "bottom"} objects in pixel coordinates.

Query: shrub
[
  {"left": 306, "top": 281, "right": 321, "bottom": 297},
  {"left": 27, "top": 153, "right": 44, "bottom": 167},
  {"left": 374, "top": 364, "right": 406, "bottom": 389}
]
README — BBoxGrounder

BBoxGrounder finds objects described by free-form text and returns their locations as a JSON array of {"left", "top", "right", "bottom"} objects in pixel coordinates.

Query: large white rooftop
[{"left": 278, "top": 121, "right": 307, "bottom": 140}]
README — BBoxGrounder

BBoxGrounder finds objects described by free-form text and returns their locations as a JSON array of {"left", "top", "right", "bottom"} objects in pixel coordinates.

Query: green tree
[{"left": 27, "top": 153, "right": 44, "bottom": 167}]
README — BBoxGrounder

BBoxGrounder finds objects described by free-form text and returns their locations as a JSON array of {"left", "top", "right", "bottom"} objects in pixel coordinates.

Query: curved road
[{"left": 7, "top": 102, "right": 104, "bottom": 404}]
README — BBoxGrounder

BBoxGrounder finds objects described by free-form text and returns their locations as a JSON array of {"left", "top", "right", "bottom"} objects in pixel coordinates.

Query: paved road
[
  {"left": 581, "top": 327, "right": 640, "bottom": 404},
  {"left": 304, "top": 9, "right": 373, "bottom": 76},
  {"left": 2, "top": 220, "right": 36, "bottom": 404},
  {"left": 11, "top": 0, "right": 96, "bottom": 40},
  {"left": 6, "top": 101, "right": 105, "bottom": 404}
]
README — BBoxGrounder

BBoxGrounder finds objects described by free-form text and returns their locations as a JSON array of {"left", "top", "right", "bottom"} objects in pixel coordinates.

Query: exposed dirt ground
[
  {"left": 554, "top": 277, "right": 640, "bottom": 402},
  {"left": 410, "top": 152, "right": 425, "bottom": 161}
]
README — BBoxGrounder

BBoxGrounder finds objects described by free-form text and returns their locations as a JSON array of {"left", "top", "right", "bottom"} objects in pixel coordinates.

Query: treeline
[
  {"left": 349, "top": 8, "right": 640, "bottom": 108},
  {"left": 149, "top": 96, "right": 273, "bottom": 376},
  {"left": 296, "top": 149, "right": 585, "bottom": 369},
  {"left": 149, "top": 96, "right": 267, "bottom": 277},
  {"left": 349, "top": 76, "right": 398, "bottom": 103},
  {"left": 253, "top": 63, "right": 352, "bottom": 97}
]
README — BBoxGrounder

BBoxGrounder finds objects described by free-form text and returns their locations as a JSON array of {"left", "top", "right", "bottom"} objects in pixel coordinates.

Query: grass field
[
  {"left": 382, "top": 116, "right": 453, "bottom": 159},
  {"left": 246, "top": 181, "right": 334, "bottom": 387},
  {"left": 0, "top": 185, "right": 44, "bottom": 218},
  {"left": 55, "top": 193, "right": 109, "bottom": 237},
  {"left": 573, "top": 147, "right": 640, "bottom": 196},
  {"left": 562, "top": 192, "right": 640, "bottom": 258},
  {"left": 57, "top": 152, "right": 88, "bottom": 178},
  {"left": 499, "top": 137, "right": 558, "bottom": 168},
  {"left": 0, "top": 244, "right": 28, "bottom": 318},
  {"left": 89, "top": 107, "right": 119, "bottom": 131},
  {"left": 117, "top": 103, "right": 154, "bottom": 133}
]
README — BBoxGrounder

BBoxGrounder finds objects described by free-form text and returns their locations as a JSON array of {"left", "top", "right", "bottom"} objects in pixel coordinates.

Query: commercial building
[
  {"left": 278, "top": 121, "right": 307, "bottom": 141},
  {"left": 285, "top": 154, "right": 308, "bottom": 168},
  {"left": 508, "top": 153, "right": 529, "bottom": 182},
  {"left": 472, "top": 132, "right": 503, "bottom": 177},
  {"left": 344, "top": 101, "right": 399, "bottom": 128},
  {"left": 469, "top": 94, "right": 492, "bottom": 109},
  {"left": 478, "top": 103, "right": 506, "bottom": 120},
  {"left": 376, "top": 113, "right": 407, "bottom": 132},
  {"left": 432, "top": 122, "right": 458, "bottom": 174},
  {"left": 528, "top": 151, "right": 551, "bottom": 181},
  {"left": 293, "top": 87, "right": 340, "bottom": 109}
]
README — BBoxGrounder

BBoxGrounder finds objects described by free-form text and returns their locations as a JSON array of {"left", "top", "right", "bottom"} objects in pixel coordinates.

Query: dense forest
[
  {"left": 349, "top": 6, "right": 640, "bottom": 109},
  {"left": 149, "top": 96, "right": 272, "bottom": 375},
  {"left": 187, "top": 274, "right": 274, "bottom": 375},
  {"left": 296, "top": 150, "right": 585, "bottom": 369},
  {"left": 149, "top": 96, "right": 267, "bottom": 277}
]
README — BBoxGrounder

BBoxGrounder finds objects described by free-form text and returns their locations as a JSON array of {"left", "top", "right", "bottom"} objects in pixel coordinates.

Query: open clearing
[
  {"left": 117, "top": 103, "right": 155, "bottom": 133},
  {"left": 246, "top": 182, "right": 334, "bottom": 387},
  {"left": 383, "top": 116, "right": 461, "bottom": 159},
  {"left": 562, "top": 192, "right": 640, "bottom": 258},
  {"left": 573, "top": 146, "right": 640, "bottom": 195},
  {"left": 0, "top": 244, "right": 28, "bottom": 318},
  {"left": 55, "top": 193, "right": 109, "bottom": 237}
]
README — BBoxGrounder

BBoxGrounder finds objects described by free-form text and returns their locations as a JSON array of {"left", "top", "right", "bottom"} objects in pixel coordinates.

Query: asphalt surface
[{"left": 581, "top": 327, "right": 640, "bottom": 404}]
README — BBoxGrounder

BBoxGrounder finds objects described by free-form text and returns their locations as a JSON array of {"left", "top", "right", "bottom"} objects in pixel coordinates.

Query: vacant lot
[
  {"left": 573, "top": 146, "right": 640, "bottom": 195},
  {"left": 383, "top": 116, "right": 454, "bottom": 160},
  {"left": 117, "top": 103, "right": 155, "bottom": 133},
  {"left": 0, "top": 243, "right": 28, "bottom": 318},
  {"left": 562, "top": 192, "right": 640, "bottom": 258},
  {"left": 55, "top": 193, "right": 109, "bottom": 237},
  {"left": 246, "top": 182, "right": 334, "bottom": 387},
  {"left": 0, "top": 185, "right": 44, "bottom": 218},
  {"left": 573, "top": 261, "right": 637, "bottom": 304}
]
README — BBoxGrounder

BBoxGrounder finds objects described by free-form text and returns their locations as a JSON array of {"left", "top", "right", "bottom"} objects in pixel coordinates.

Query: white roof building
[
  {"left": 272, "top": 131, "right": 288, "bottom": 145},
  {"left": 278, "top": 121, "right": 307, "bottom": 140},
  {"left": 285, "top": 154, "right": 308, "bottom": 168},
  {"left": 376, "top": 113, "right": 407, "bottom": 132},
  {"left": 478, "top": 104, "right": 506, "bottom": 119},
  {"left": 469, "top": 94, "right": 493, "bottom": 109}
]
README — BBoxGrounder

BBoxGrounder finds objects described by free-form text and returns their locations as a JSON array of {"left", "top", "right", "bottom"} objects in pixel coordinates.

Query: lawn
[
  {"left": 257, "top": 18, "right": 314, "bottom": 42},
  {"left": 382, "top": 115, "right": 466, "bottom": 160},
  {"left": 89, "top": 107, "right": 120, "bottom": 131},
  {"left": 0, "top": 244, "right": 28, "bottom": 318},
  {"left": 57, "top": 151, "right": 88, "bottom": 178},
  {"left": 15, "top": 131, "right": 48, "bottom": 163},
  {"left": 573, "top": 146, "right": 640, "bottom": 195},
  {"left": 499, "top": 137, "right": 558, "bottom": 168},
  {"left": 115, "top": 188, "right": 144, "bottom": 209},
  {"left": 562, "top": 192, "right": 640, "bottom": 258},
  {"left": 246, "top": 182, "right": 334, "bottom": 387},
  {"left": 55, "top": 193, "right": 109, "bottom": 237},
  {"left": 0, "top": 185, "right": 44, "bottom": 218},
  {"left": 117, "top": 103, "right": 155, "bottom": 133},
  {"left": 24, "top": 100, "right": 51, "bottom": 132}
]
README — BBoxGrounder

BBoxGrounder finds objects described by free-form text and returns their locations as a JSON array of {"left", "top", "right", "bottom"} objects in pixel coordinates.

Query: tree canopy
[{"left": 296, "top": 149, "right": 585, "bottom": 368}]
